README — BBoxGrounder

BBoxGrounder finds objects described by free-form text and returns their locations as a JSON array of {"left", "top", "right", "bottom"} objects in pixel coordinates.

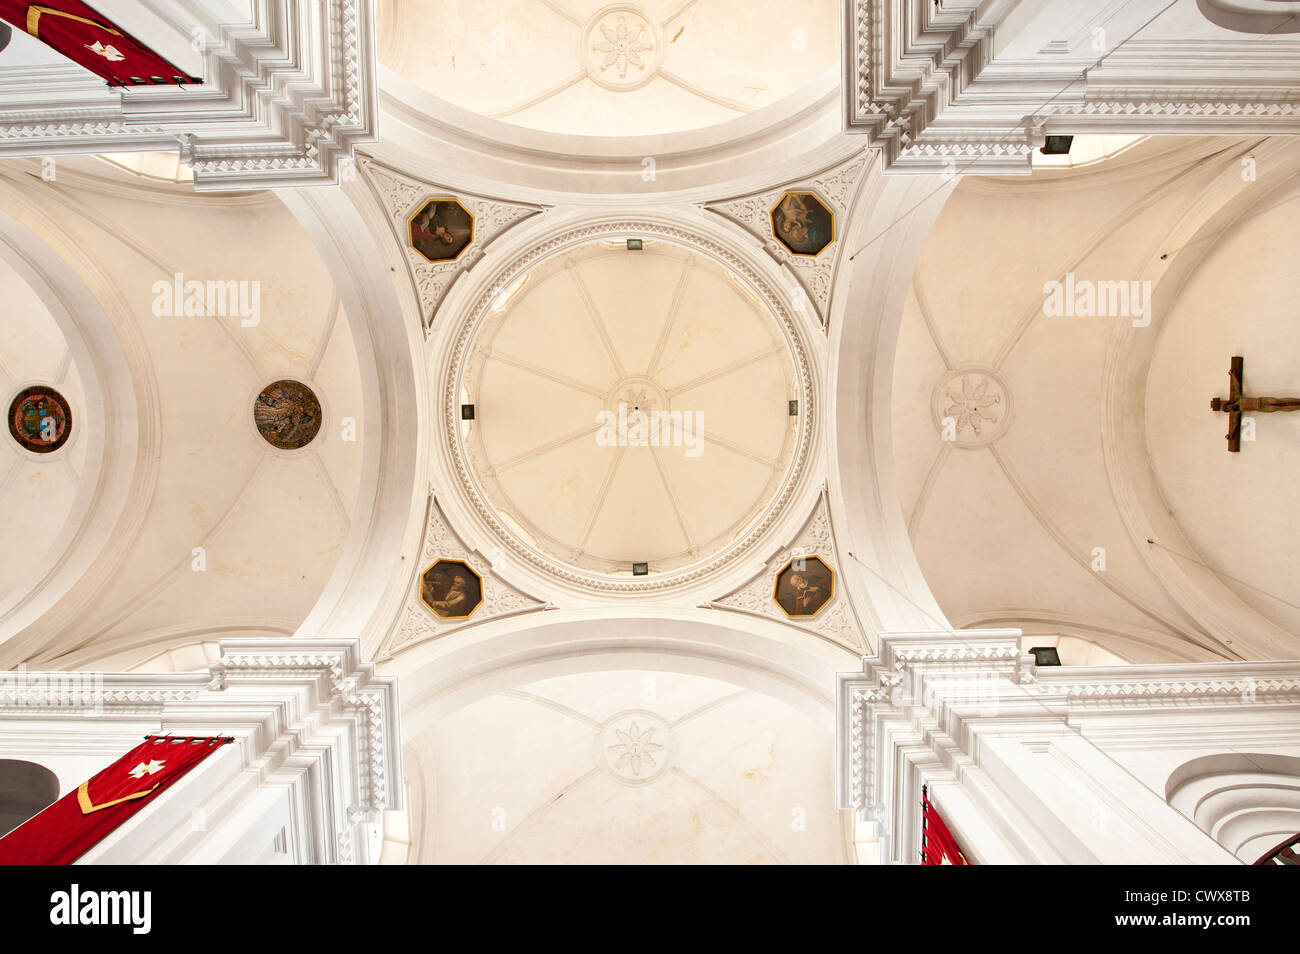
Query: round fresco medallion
[
  {"left": 253, "top": 379, "right": 322, "bottom": 450},
  {"left": 7, "top": 385, "right": 72, "bottom": 454}
]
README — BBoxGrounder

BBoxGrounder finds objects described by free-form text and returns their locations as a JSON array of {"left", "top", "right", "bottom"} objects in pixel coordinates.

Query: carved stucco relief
[
  {"left": 708, "top": 489, "right": 869, "bottom": 653},
  {"left": 704, "top": 152, "right": 869, "bottom": 329},
  {"left": 358, "top": 157, "right": 544, "bottom": 333},
  {"left": 379, "top": 494, "right": 549, "bottom": 659}
]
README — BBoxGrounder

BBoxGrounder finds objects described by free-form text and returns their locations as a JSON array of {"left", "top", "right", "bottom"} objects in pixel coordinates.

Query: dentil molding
[
  {"left": 0, "top": 637, "right": 401, "bottom": 864},
  {"left": 0, "top": 0, "right": 378, "bottom": 190},
  {"left": 836, "top": 629, "right": 1300, "bottom": 864},
  {"left": 844, "top": 0, "right": 1300, "bottom": 173}
]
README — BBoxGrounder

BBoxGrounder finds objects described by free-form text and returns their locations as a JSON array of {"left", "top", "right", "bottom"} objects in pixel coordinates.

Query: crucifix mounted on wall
[{"left": 1210, "top": 356, "right": 1300, "bottom": 452}]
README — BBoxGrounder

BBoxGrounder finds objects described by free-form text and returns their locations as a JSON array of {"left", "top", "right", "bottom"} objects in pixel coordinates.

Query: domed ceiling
[
  {"left": 461, "top": 238, "right": 800, "bottom": 578},
  {"left": 0, "top": 254, "right": 85, "bottom": 606},
  {"left": 377, "top": 0, "right": 839, "bottom": 137}
]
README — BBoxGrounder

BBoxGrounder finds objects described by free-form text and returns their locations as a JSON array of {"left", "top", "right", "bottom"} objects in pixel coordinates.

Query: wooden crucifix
[{"left": 1210, "top": 356, "right": 1300, "bottom": 452}]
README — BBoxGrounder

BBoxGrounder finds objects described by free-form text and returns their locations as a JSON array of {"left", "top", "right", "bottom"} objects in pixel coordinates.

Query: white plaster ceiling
[
  {"left": 377, "top": 0, "right": 839, "bottom": 137},
  {"left": 465, "top": 238, "right": 798, "bottom": 575},
  {"left": 404, "top": 667, "right": 852, "bottom": 864},
  {"left": 0, "top": 156, "right": 367, "bottom": 668},
  {"left": 1147, "top": 185, "right": 1300, "bottom": 638},
  {"left": 0, "top": 255, "right": 86, "bottom": 605},
  {"left": 892, "top": 135, "right": 1300, "bottom": 663}
]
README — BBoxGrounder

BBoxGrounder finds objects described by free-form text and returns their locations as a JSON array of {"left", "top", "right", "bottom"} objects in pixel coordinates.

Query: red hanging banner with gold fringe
[
  {"left": 921, "top": 785, "right": 970, "bottom": 865},
  {"left": 0, "top": 1, "right": 200, "bottom": 86},
  {"left": 0, "top": 736, "right": 231, "bottom": 865}
]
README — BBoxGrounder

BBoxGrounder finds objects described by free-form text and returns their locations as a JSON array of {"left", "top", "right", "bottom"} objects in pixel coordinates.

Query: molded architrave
[
  {"left": 0, "top": 0, "right": 377, "bottom": 190},
  {"left": 844, "top": 0, "right": 1300, "bottom": 174},
  {"left": 386, "top": 608, "right": 858, "bottom": 742},
  {"left": 376, "top": 63, "right": 850, "bottom": 200},
  {"left": 0, "top": 637, "right": 401, "bottom": 864},
  {"left": 828, "top": 162, "right": 956, "bottom": 639},
  {"left": 836, "top": 630, "right": 1300, "bottom": 864}
]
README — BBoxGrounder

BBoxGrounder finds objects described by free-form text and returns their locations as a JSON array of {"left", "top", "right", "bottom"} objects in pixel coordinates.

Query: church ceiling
[
  {"left": 377, "top": 0, "right": 840, "bottom": 138},
  {"left": 892, "top": 135, "right": 1300, "bottom": 663},
  {"left": 0, "top": 156, "right": 366, "bottom": 668}
]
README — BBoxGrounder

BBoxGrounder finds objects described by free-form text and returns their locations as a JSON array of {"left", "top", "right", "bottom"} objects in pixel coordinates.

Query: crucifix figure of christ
[{"left": 1210, "top": 356, "right": 1300, "bottom": 452}]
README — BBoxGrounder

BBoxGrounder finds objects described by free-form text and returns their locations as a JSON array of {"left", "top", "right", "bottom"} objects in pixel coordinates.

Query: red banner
[
  {"left": 0, "top": 736, "right": 230, "bottom": 865},
  {"left": 0, "top": 1, "right": 200, "bottom": 86},
  {"left": 921, "top": 786, "right": 970, "bottom": 865}
]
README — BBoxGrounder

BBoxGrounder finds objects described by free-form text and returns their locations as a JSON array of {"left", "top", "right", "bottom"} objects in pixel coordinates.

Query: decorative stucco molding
[
  {"left": 378, "top": 494, "right": 550, "bottom": 660},
  {"left": 844, "top": 0, "right": 1300, "bottom": 173},
  {"left": 708, "top": 489, "right": 869, "bottom": 652},
  {"left": 705, "top": 152, "right": 869, "bottom": 327},
  {"left": 0, "top": 637, "right": 401, "bottom": 863},
  {"left": 837, "top": 629, "right": 1300, "bottom": 864},
  {"left": 211, "top": 638, "right": 399, "bottom": 816},
  {"left": 438, "top": 214, "right": 819, "bottom": 596},
  {"left": 356, "top": 156, "right": 544, "bottom": 333},
  {"left": 0, "top": 0, "right": 379, "bottom": 190}
]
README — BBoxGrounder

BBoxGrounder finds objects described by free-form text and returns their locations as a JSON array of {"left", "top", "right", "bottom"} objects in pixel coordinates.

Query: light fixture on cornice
[
  {"left": 1029, "top": 647, "right": 1062, "bottom": 667},
  {"left": 1040, "top": 135, "right": 1074, "bottom": 155}
]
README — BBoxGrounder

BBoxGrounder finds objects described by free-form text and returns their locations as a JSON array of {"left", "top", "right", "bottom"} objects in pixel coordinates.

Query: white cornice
[
  {"left": 836, "top": 630, "right": 1300, "bottom": 862},
  {"left": 0, "top": 637, "right": 401, "bottom": 864},
  {"left": 0, "top": 0, "right": 377, "bottom": 190},
  {"left": 845, "top": 0, "right": 1300, "bottom": 174}
]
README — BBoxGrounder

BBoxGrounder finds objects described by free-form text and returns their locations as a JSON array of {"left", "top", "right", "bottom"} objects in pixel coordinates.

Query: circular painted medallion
[
  {"left": 253, "top": 379, "right": 322, "bottom": 450},
  {"left": 7, "top": 385, "right": 72, "bottom": 454}
]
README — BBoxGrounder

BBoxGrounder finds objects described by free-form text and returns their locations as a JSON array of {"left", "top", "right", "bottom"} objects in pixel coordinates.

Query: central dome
[{"left": 461, "top": 237, "right": 800, "bottom": 578}]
